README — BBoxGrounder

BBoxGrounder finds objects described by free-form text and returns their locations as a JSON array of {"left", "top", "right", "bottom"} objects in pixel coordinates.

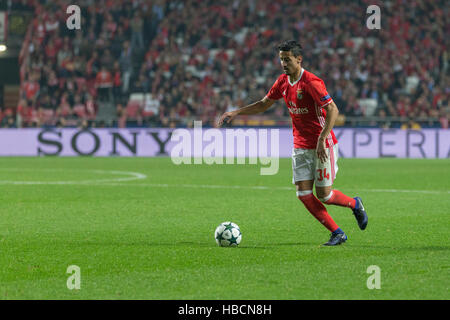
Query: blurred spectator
[
  {"left": 116, "top": 102, "right": 131, "bottom": 128},
  {"left": 1, "top": 111, "right": 17, "bottom": 128},
  {"left": 130, "top": 13, "right": 144, "bottom": 50},
  {"left": 377, "top": 109, "right": 391, "bottom": 129},
  {"left": 73, "top": 94, "right": 87, "bottom": 119},
  {"left": 401, "top": 118, "right": 422, "bottom": 130},
  {"left": 344, "top": 97, "right": 363, "bottom": 117},
  {"left": 95, "top": 66, "right": 113, "bottom": 102},
  {"left": 439, "top": 109, "right": 449, "bottom": 129},
  {"left": 119, "top": 41, "right": 133, "bottom": 94},
  {"left": 112, "top": 61, "right": 123, "bottom": 103},
  {"left": 100, "top": 49, "right": 115, "bottom": 71},
  {"left": 85, "top": 94, "right": 96, "bottom": 119},
  {"left": 22, "top": 73, "right": 40, "bottom": 105},
  {"left": 56, "top": 92, "right": 72, "bottom": 119}
]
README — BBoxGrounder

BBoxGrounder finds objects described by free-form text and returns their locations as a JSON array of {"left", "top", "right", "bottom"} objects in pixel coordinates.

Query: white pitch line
[
  {"left": 48, "top": 182, "right": 449, "bottom": 195},
  {"left": 91, "top": 182, "right": 278, "bottom": 190},
  {"left": 0, "top": 169, "right": 147, "bottom": 185}
]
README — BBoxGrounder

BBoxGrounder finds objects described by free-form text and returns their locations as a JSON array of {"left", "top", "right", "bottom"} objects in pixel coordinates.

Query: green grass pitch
[{"left": 0, "top": 157, "right": 449, "bottom": 299}]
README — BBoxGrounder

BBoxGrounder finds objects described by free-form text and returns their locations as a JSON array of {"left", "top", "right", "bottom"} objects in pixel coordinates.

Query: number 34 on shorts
[{"left": 291, "top": 144, "right": 339, "bottom": 187}]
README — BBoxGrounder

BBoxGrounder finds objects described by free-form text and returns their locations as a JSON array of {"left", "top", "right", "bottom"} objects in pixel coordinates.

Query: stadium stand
[{"left": 3, "top": 0, "right": 449, "bottom": 129}]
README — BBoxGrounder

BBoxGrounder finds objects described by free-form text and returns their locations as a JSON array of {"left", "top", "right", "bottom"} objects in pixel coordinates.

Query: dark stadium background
[{"left": 0, "top": 0, "right": 447, "bottom": 130}]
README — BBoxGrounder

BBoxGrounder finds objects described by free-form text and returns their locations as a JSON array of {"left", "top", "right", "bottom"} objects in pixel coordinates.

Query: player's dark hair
[{"left": 277, "top": 40, "right": 303, "bottom": 57}]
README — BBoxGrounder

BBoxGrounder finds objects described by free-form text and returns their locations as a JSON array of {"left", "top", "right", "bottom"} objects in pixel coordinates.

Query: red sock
[
  {"left": 325, "top": 190, "right": 356, "bottom": 209},
  {"left": 298, "top": 192, "right": 339, "bottom": 232}
]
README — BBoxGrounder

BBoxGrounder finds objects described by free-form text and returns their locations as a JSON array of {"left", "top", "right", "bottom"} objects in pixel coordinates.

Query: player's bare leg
[
  {"left": 295, "top": 180, "right": 314, "bottom": 193},
  {"left": 315, "top": 185, "right": 332, "bottom": 200}
]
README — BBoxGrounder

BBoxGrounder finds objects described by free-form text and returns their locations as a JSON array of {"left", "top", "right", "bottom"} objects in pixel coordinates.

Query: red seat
[
  {"left": 126, "top": 101, "right": 142, "bottom": 119},
  {"left": 40, "top": 109, "right": 55, "bottom": 124},
  {"left": 73, "top": 105, "right": 86, "bottom": 118},
  {"left": 75, "top": 77, "right": 87, "bottom": 93},
  {"left": 58, "top": 103, "right": 72, "bottom": 117}
]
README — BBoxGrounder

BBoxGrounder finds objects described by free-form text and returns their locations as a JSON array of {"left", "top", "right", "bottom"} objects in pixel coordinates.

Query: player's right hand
[
  {"left": 316, "top": 138, "right": 328, "bottom": 163},
  {"left": 217, "top": 111, "right": 237, "bottom": 127}
]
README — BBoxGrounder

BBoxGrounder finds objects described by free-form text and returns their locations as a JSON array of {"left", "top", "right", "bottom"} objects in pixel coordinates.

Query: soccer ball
[{"left": 214, "top": 222, "right": 242, "bottom": 247}]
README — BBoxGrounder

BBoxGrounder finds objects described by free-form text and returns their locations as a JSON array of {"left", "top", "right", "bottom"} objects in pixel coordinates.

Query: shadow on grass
[
  {"left": 238, "top": 242, "right": 319, "bottom": 249},
  {"left": 67, "top": 240, "right": 319, "bottom": 249},
  {"left": 158, "top": 241, "right": 319, "bottom": 249}
]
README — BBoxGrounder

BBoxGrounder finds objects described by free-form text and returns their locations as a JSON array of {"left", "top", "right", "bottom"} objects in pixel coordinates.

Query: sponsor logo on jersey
[{"left": 288, "top": 101, "right": 309, "bottom": 114}]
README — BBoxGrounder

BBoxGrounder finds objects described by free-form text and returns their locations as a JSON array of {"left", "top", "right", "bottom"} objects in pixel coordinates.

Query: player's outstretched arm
[{"left": 217, "top": 96, "right": 275, "bottom": 127}]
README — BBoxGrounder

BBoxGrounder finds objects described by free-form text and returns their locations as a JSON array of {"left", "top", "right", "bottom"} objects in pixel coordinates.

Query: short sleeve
[
  {"left": 307, "top": 79, "right": 333, "bottom": 107},
  {"left": 265, "top": 77, "right": 283, "bottom": 100}
]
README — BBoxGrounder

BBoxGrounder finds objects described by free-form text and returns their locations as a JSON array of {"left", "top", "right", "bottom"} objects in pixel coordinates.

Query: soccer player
[{"left": 217, "top": 40, "right": 368, "bottom": 246}]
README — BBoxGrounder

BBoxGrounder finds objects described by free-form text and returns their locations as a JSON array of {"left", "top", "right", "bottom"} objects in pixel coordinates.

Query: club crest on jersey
[{"left": 297, "top": 89, "right": 303, "bottom": 100}]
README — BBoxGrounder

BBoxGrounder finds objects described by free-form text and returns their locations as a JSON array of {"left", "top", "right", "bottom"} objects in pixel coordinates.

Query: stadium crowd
[{"left": 2, "top": 0, "right": 449, "bottom": 128}]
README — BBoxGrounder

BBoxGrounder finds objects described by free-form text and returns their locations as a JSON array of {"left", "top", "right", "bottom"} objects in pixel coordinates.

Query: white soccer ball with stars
[{"left": 214, "top": 222, "right": 242, "bottom": 247}]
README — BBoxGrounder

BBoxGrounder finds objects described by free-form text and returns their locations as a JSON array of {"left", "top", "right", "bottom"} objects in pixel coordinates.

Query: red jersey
[
  {"left": 23, "top": 81, "right": 40, "bottom": 100},
  {"left": 266, "top": 68, "right": 338, "bottom": 149}
]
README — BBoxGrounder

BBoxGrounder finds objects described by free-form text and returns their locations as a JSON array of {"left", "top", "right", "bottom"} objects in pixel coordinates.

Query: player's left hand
[{"left": 316, "top": 138, "right": 328, "bottom": 163}]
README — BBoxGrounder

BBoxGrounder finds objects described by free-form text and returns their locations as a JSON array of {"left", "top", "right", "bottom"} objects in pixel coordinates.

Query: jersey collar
[{"left": 288, "top": 68, "right": 304, "bottom": 86}]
